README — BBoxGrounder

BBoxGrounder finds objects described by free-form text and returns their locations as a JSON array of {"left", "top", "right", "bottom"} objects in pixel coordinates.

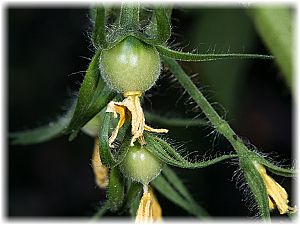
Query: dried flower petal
[
  {"left": 92, "top": 138, "right": 108, "bottom": 188},
  {"left": 106, "top": 102, "right": 128, "bottom": 147},
  {"left": 136, "top": 192, "right": 153, "bottom": 223},
  {"left": 106, "top": 91, "right": 168, "bottom": 147},
  {"left": 150, "top": 189, "right": 162, "bottom": 222},
  {"left": 136, "top": 186, "right": 162, "bottom": 223},
  {"left": 254, "top": 162, "right": 296, "bottom": 214}
]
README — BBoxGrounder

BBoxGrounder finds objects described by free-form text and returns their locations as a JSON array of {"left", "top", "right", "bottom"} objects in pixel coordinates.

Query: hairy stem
[
  {"left": 163, "top": 57, "right": 271, "bottom": 219},
  {"left": 163, "top": 56, "right": 249, "bottom": 156}
]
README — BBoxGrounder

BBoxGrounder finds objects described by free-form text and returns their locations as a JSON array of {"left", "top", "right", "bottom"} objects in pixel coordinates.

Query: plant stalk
[{"left": 163, "top": 57, "right": 249, "bottom": 156}]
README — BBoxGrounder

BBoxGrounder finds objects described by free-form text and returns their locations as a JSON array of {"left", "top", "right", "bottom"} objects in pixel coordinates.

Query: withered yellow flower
[
  {"left": 150, "top": 189, "right": 162, "bottom": 222},
  {"left": 106, "top": 91, "right": 168, "bottom": 147},
  {"left": 91, "top": 138, "right": 109, "bottom": 189},
  {"left": 254, "top": 162, "right": 296, "bottom": 214},
  {"left": 136, "top": 186, "right": 162, "bottom": 223}
]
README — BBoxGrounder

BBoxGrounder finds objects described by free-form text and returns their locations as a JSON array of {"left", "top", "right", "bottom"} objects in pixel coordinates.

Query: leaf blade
[
  {"left": 67, "top": 50, "right": 115, "bottom": 140},
  {"left": 145, "top": 133, "right": 238, "bottom": 169},
  {"left": 151, "top": 173, "right": 207, "bottom": 217},
  {"left": 99, "top": 112, "right": 117, "bottom": 168},
  {"left": 10, "top": 101, "right": 75, "bottom": 145},
  {"left": 253, "top": 153, "right": 296, "bottom": 177},
  {"left": 162, "top": 166, "right": 209, "bottom": 216},
  {"left": 107, "top": 167, "right": 125, "bottom": 212}
]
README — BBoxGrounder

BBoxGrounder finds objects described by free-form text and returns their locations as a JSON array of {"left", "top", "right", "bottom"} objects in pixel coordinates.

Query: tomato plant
[{"left": 9, "top": 3, "right": 295, "bottom": 221}]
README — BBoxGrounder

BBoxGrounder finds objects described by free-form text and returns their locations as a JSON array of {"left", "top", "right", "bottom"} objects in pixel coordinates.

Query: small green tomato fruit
[
  {"left": 100, "top": 36, "right": 161, "bottom": 93},
  {"left": 120, "top": 144, "right": 163, "bottom": 185}
]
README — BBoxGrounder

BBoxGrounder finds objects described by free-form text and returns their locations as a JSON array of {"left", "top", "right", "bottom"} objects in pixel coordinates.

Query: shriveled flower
[
  {"left": 106, "top": 91, "right": 168, "bottom": 147},
  {"left": 254, "top": 162, "right": 296, "bottom": 214},
  {"left": 150, "top": 188, "right": 162, "bottom": 222},
  {"left": 135, "top": 186, "right": 162, "bottom": 223},
  {"left": 92, "top": 138, "right": 109, "bottom": 189}
]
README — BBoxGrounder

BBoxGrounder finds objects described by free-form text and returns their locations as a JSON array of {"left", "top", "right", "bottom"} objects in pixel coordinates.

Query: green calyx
[
  {"left": 99, "top": 36, "right": 161, "bottom": 93},
  {"left": 119, "top": 144, "right": 164, "bottom": 185}
]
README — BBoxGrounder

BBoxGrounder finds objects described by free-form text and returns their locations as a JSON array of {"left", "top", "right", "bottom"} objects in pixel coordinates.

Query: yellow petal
[
  {"left": 150, "top": 189, "right": 162, "bottom": 222},
  {"left": 254, "top": 162, "right": 296, "bottom": 214},
  {"left": 135, "top": 187, "right": 163, "bottom": 223},
  {"left": 136, "top": 192, "right": 153, "bottom": 223},
  {"left": 268, "top": 197, "right": 275, "bottom": 210},
  {"left": 92, "top": 138, "right": 108, "bottom": 189},
  {"left": 106, "top": 102, "right": 127, "bottom": 147},
  {"left": 106, "top": 92, "right": 168, "bottom": 147},
  {"left": 144, "top": 125, "right": 169, "bottom": 134}
]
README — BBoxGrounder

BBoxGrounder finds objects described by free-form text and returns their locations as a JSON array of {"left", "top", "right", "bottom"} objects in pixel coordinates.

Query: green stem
[
  {"left": 163, "top": 57, "right": 271, "bottom": 219},
  {"left": 92, "top": 7, "right": 108, "bottom": 48},
  {"left": 162, "top": 57, "right": 249, "bottom": 156},
  {"left": 119, "top": 3, "right": 140, "bottom": 31}
]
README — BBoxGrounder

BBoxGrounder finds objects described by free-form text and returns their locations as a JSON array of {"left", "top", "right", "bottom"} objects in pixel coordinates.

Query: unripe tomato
[
  {"left": 119, "top": 144, "right": 163, "bottom": 185},
  {"left": 99, "top": 36, "right": 161, "bottom": 93}
]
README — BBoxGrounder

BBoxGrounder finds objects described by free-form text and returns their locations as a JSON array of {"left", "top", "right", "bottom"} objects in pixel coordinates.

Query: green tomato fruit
[
  {"left": 99, "top": 36, "right": 161, "bottom": 93},
  {"left": 119, "top": 144, "right": 163, "bottom": 185}
]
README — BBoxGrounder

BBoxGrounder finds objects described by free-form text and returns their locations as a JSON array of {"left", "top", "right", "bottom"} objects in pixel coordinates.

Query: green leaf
[
  {"left": 129, "top": 191, "right": 141, "bottom": 219},
  {"left": 92, "top": 7, "right": 108, "bottom": 48},
  {"left": 81, "top": 109, "right": 104, "bottom": 137},
  {"left": 144, "top": 133, "right": 238, "bottom": 169},
  {"left": 239, "top": 157, "right": 270, "bottom": 220},
  {"left": 82, "top": 96, "right": 127, "bottom": 138},
  {"left": 250, "top": 152, "right": 296, "bottom": 177},
  {"left": 162, "top": 166, "right": 209, "bottom": 216},
  {"left": 10, "top": 45, "right": 115, "bottom": 145},
  {"left": 249, "top": 7, "right": 293, "bottom": 91},
  {"left": 10, "top": 101, "right": 76, "bottom": 145},
  {"left": 98, "top": 112, "right": 131, "bottom": 168},
  {"left": 151, "top": 172, "right": 207, "bottom": 217},
  {"left": 119, "top": 3, "right": 140, "bottom": 31},
  {"left": 99, "top": 112, "right": 117, "bottom": 167},
  {"left": 162, "top": 57, "right": 282, "bottom": 219},
  {"left": 144, "top": 111, "right": 207, "bottom": 127},
  {"left": 157, "top": 45, "right": 274, "bottom": 61},
  {"left": 107, "top": 167, "right": 125, "bottom": 212},
  {"left": 121, "top": 181, "right": 142, "bottom": 215},
  {"left": 67, "top": 50, "right": 115, "bottom": 140},
  {"left": 266, "top": 166, "right": 296, "bottom": 178}
]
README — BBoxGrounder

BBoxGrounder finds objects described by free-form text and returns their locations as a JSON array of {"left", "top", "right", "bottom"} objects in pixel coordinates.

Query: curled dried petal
[
  {"left": 106, "top": 91, "right": 168, "bottom": 147},
  {"left": 136, "top": 186, "right": 162, "bottom": 223},
  {"left": 254, "top": 162, "right": 296, "bottom": 214},
  {"left": 92, "top": 138, "right": 109, "bottom": 188}
]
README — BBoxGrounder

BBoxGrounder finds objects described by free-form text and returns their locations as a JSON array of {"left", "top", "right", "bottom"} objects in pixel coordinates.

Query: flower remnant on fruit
[
  {"left": 100, "top": 36, "right": 168, "bottom": 147},
  {"left": 106, "top": 91, "right": 168, "bottom": 146},
  {"left": 92, "top": 138, "right": 108, "bottom": 188},
  {"left": 135, "top": 186, "right": 162, "bottom": 223},
  {"left": 254, "top": 162, "right": 296, "bottom": 214}
]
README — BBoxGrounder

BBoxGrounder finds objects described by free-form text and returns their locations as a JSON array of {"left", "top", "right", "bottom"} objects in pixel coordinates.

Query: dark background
[{"left": 8, "top": 7, "right": 293, "bottom": 218}]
